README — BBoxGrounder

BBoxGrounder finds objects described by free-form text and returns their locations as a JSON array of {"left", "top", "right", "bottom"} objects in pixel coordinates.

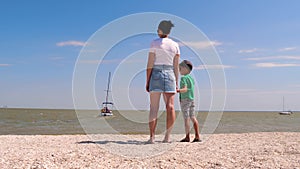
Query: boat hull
[
  {"left": 101, "top": 112, "right": 113, "bottom": 116},
  {"left": 279, "top": 111, "right": 293, "bottom": 115}
]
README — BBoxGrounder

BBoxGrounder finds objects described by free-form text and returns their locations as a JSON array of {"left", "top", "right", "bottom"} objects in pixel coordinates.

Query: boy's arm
[{"left": 177, "top": 85, "right": 188, "bottom": 93}]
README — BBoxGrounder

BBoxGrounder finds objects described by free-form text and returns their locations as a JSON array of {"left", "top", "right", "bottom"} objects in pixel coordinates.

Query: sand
[{"left": 0, "top": 132, "right": 299, "bottom": 169}]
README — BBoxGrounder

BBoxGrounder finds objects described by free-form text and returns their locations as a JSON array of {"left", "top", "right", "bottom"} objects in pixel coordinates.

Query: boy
[{"left": 177, "top": 60, "right": 201, "bottom": 142}]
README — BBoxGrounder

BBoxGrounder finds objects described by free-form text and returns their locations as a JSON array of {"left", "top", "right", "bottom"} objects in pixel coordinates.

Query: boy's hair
[
  {"left": 158, "top": 20, "right": 174, "bottom": 34},
  {"left": 180, "top": 60, "right": 193, "bottom": 72}
]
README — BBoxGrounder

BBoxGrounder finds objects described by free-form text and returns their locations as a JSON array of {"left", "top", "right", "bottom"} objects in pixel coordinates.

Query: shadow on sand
[{"left": 77, "top": 140, "right": 146, "bottom": 145}]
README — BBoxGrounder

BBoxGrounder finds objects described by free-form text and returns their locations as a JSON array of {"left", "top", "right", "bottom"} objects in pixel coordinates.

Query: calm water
[{"left": 0, "top": 108, "right": 299, "bottom": 135}]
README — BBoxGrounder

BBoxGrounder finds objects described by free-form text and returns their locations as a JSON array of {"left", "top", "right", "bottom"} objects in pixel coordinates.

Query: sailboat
[
  {"left": 279, "top": 96, "right": 293, "bottom": 115},
  {"left": 100, "top": 72, "right": 113, "bottom": 116}
]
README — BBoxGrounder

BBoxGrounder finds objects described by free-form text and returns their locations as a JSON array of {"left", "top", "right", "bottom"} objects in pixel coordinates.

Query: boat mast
[
  {"left": 282, "top": 96, "right": 285, "bottom": 111},
  {"left": 105, "top": 72, "right": 111, "bottom": 105}
]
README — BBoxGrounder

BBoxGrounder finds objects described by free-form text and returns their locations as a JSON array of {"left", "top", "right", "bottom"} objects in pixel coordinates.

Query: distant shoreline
[
  {"left": 1, "top": 107, "right": 299, "bottom": 112},
  {"left": 1, "top": 109, "right": 299, "bottom": 135}
]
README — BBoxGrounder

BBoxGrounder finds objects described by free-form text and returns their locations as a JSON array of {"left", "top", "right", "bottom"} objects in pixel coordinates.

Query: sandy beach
[{"left": 0, "top": 132, "right": 299, "bottom": 168}]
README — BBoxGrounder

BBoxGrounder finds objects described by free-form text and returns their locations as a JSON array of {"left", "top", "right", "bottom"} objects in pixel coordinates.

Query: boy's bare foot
[
  {"left": 180, "top": 138, "right": 190, "bottom": 142},
  {"left": 192, "top": 138, "right": 201, "bottom": 142}
]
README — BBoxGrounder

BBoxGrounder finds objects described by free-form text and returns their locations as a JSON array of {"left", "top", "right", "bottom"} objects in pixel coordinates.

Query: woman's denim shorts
[{"left": 149, "top": 65, "right": 176, "bottom": 93}]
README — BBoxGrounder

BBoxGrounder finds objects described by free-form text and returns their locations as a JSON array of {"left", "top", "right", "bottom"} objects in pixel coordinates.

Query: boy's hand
[
  {"left": 176, "top": 89, "right": 180, "bottom": 93},
  {"left": 179, "top": 86, "right": 188, "bottom": 93}
]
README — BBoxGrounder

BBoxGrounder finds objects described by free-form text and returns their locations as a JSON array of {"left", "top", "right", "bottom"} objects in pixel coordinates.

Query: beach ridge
[{"left": 1, "top": 132, "right": 299, "bottom": 168}]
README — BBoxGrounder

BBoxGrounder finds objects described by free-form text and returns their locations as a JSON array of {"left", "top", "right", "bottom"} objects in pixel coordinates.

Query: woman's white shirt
[{"left": 149, "top": 38, "right": 180, "bottom": 66}]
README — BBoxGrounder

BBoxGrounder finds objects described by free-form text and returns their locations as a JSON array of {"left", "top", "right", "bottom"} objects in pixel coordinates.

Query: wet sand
[{"left": 1, "top": 109, "right": 300, "bottom": 135}]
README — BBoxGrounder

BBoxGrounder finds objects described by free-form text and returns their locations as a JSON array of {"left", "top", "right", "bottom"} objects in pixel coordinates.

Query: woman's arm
[
  {"left": 173, "top": 54, "right": 180, "bottom": 89},
  {"left": 146, "top": 52, "right": 155, "bottom": 92}
]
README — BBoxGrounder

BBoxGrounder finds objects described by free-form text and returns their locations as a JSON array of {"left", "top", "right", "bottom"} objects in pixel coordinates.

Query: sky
[{"left": 1, "top": 0, "right": 300, "bottom": 111}]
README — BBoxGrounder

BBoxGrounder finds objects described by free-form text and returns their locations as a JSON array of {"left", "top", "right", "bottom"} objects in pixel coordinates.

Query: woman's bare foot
[
  {"left": 162, "top": 136, "right": 171, "bottom": 143},
  {"left": 162, "top": 139, "right": 171, "bottom": 143},
  {"left": 146, "top": 137, "right": 155, "bottom": 144}
]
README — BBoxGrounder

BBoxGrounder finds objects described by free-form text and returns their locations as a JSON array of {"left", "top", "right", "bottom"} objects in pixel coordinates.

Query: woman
[{"left": 146, "top": 20, "right": 180, "bottom": 143}]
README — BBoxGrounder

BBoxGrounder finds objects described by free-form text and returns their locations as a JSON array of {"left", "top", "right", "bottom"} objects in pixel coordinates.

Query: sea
[{"left": 0, "top": 108, "right": 299, "bottom": 135}]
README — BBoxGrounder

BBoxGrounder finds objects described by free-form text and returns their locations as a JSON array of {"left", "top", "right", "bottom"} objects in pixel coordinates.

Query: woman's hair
[{"left": 158, "top": 20, "right": 174, "bottom": 35}]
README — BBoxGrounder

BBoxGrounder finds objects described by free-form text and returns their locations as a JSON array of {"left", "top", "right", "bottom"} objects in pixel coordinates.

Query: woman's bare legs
[
  {"left": 163, "top": 93, "right": 176, "bottom": 142},
  {"left": 148, "top": 92, "right": 161, "bottom": 143}
]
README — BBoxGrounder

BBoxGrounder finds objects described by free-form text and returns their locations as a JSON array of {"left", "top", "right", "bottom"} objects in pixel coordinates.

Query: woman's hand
[
  {"left": 146, "top": 82, "right": 150, "bottom": 92},
  {"left": 146, "top": 52, "right": 155, "bottom": 93}
]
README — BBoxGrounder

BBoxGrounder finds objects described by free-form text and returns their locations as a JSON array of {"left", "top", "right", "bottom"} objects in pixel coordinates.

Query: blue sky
[{"left": 1, "top": 1, "right": 300, "bottom": 111}]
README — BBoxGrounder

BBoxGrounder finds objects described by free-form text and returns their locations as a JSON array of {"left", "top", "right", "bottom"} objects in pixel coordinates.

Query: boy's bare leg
[
  {"left": 191, "top": 117, "right": 200, "bottom": 139},
  {"left": 184, "top": 118, "right": 190, "bottom": 141}
]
